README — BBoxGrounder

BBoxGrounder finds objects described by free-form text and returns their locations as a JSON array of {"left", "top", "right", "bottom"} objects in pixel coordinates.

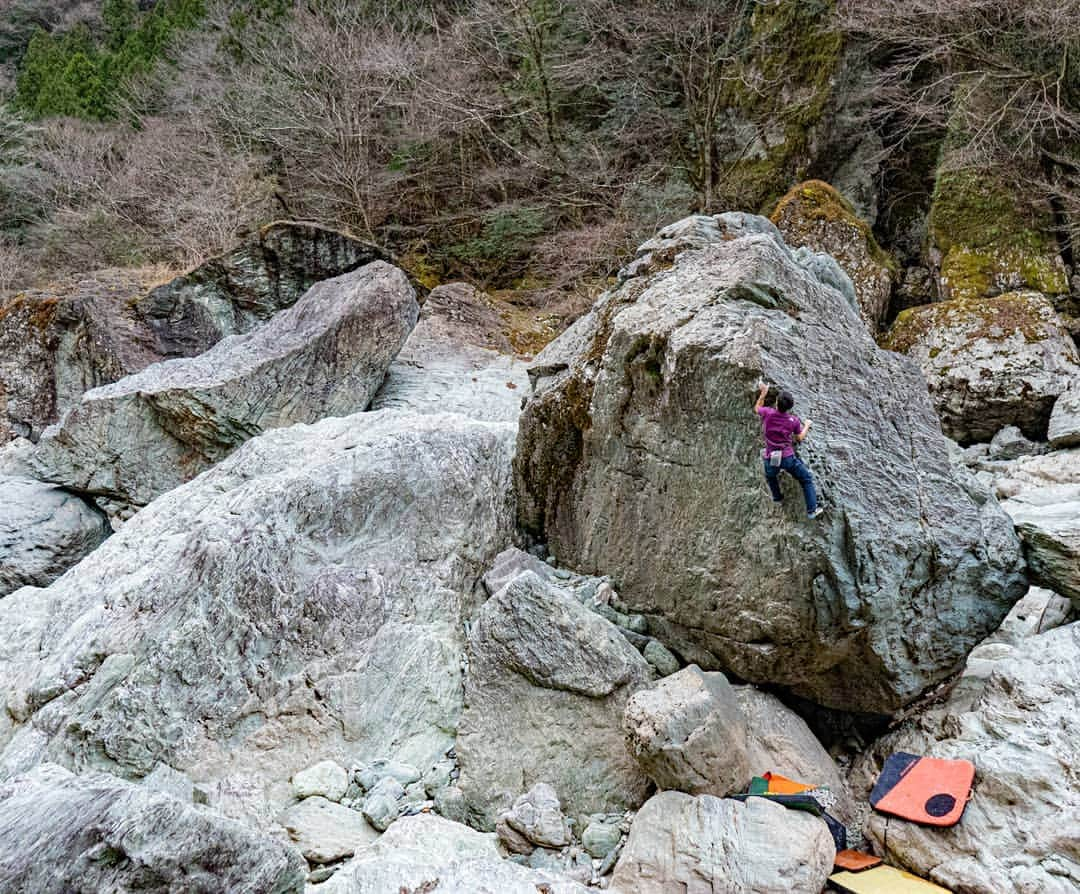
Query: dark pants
[{"left": 763, "top": 454, "right": 818, "bottom": 515}]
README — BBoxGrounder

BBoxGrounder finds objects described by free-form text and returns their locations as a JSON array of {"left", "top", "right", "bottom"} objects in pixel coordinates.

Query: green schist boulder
[
  {"left": 929, "top": 169, "right": 1069, "bottom": 305},
  {"left": 883, "top": 291, "right": 1080, "bottom": 443},
  {"left": 771, "top": 180, "right": 897, "bottom": 330}
]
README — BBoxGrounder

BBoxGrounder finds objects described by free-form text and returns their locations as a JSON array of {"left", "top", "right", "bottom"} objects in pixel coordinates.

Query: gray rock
[
  {"left": 358, "top": 759, "right": 422, "bottom": 790},
  {"left": 457, "top": 572, "right": 652, "bottom": 827},
  {"left": 642, "top": 639, "right": 680, "bottom": 677},
  {"left": 772, "top": 180, "right": 896, "bottom": 330},
  {"left": 1002, "top": 487, "right": 1080, "bottom": 606},
  {"left": 361, "top": 776, "right": 404, "bottom": 831},
  {"left": 515, "top": 218, "right": 1026, "bottom": 713},
  {"left": 422, "top": 757, "right": 456, "bottom": 796},
  {"left": 481, "top": 546, "right": 556, "bottom": 597},
  {"left": 496, "top": 817, "right": 537, "bottom": 855},
  {"left": 582, "top": 818, "right": 623, "bottom": 859},
  {"left": 0, "top": 476, "right": 109, "bottom": 596},
  {"left": 279, "top": 796, "right": 380, "bottom": 863},
  {"left": 318, "top": 814, "right": 589, "bottom": 894},
  {"left": 1049, "top": 387, "right": 1080, "bottom": 448},
  {"left": 0, "top": 763, "right": 306, "bottom": 893},
  {"left": 624, "top": 666, "right": 750, "bottom": 798},
  {"left": 370, "top": 282, "right": 528, "bottom": 423},
  {"left": 855, "top": 622, "right": 1080, "bottom": 893},
  {"left": 503, "top": 782, "right": 570, "bottom": 848},
  {"left": 884, "top": 291, "right": 1080, "bottom": 443},
  {"left": 292, "top": 760, "right": 349, "bottom": 802},
  {"left": 0, "top": 410, "right": 516, "bottom": 824},
  {"left": 141, "top": 762, "right": 196, "bottom": 803},
  {"left": 134, "top": 221, "right": 389, "bottom": 358},
  {"left": 433, "top": 785, "right": 469, "bottom": 825},
  {"left": 989, "top": 425, "right": 1042, "bottom": 460},
  {"left": 609, "top": 790, "right": 835, "bottom": 894},
  {"left": 31, "top": 261, "right": 419, "bottom": 505}
]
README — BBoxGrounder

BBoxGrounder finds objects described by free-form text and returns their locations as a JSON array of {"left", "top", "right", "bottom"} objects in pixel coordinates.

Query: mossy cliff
[
  {"left": 718, "top": 0, "right": 844, "bottom": 211},
  {"left": 929, "top": 168, "right": 1069, "bottom": 302}
]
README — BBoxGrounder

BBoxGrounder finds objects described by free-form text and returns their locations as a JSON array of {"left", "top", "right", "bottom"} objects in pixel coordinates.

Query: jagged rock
[
  {"left": 134, "top": 222, "right": 388, "bottom": 358},
  {"left": 624, "top": 666, "right": 750, "bottom": 798},
  {"left": 0, "top": 227, "right": 382, "bottom": 442},
  {"left": 0, "top": 763, "right": 306, "bottom": 894},
  {"left": 855, "top": 623, "right": 1080, "bottom": 894},
  {"left": 0, "top": 410, "right": 516, "bottom": 824},
  {"left": 0, "top": 476, "right": 110, "bottom": 596},
  {"left": 988, "top": 425, "right": 1042, "bottom": 460},
  {"left": 771, "top": 180, "right": 896, "bottom": 330},
  {"left": 31, "top": 261, "right": 418, "bottom": 505},
  {"left": 515, "top": 217, "right": 1026, "bottom": 713},
  {"left": 318, "top": 814, "right": 589, "bottom": 894},
  {"left": 1049, "top": 387, "right": 1080, "bottom": 448},
  {"left": 370, "top": 282, "right": 528, "bottom": 422},
  {"left": 481, "top": 546, "right": 556, "bottom": 597},
  {"left": 1002, "top": 487, "right": 1080, "bottom": 606},
  {"left": 502, "top": 783, "right": 571, "bottom": 849},
  {"left": 292, "top": 760, "right": 349, "bottom": 802},
  {"left": 457, "top": 572, "right": 652, "bottom": 827},
  {"left": 609, "top": 791, "right": 835, "bottom": 894},
  {"left": 279, "top": 796, "right": 380, "bottom": 863},
  {"left": 0, "top": 269, "right": 165, "bottom": 442},
  {"left": 883, "top": 291, "right": 1080, "bottom": 443}
]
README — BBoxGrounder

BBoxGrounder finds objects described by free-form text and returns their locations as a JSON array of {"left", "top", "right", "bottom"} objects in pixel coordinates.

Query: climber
[{"left": 753, "top": 381, "right": 824, "bottom": 519}]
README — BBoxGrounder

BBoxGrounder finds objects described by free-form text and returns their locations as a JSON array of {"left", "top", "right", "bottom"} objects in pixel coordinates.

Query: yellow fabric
[{"left": 829, "top": 865, "right": 952, "bottom": 893}]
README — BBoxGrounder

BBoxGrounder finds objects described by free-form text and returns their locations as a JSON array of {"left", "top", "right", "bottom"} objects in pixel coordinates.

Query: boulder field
[{"left": 0, "top": 209, "right": 1074, "bottom": 893}]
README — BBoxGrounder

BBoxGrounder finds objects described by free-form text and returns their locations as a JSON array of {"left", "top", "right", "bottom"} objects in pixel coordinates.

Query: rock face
[
  {"left": 515, "top": 217, "right": 1026, "bottom": 713},
  {"left": 0, "top": 410, "right": 516, "bottom": 824},
  {"left": 31, "top": 261, "right": 418, "bottom": 505},
  {"left": 456, "top": 571, "right": 652, "bottom": 826},
  {"left": 320, "top": 814, "right": 589, "bottom": 894},
  {"left": 0, "top": 763, "right": 306, "bottom": 894},
  {"left": 624, "top": 666, "right": 750, "bottom": 798},
  {"left": 133, "top": 221, "right": 389, "bottom": 359},
  {"left": 883, "top": 291, "right": 1080, "bottom": 443},
  {"left": 0, "top": 477, "right": 109, "bottom": 596},
  {"left": 610, "top": 790, "right": 835, "bottom": 894},
  {"left": 1049, "top": 387, "right": 1080, "bottom": 448},
  {"left": 856, "top": 623, "right": 1080, "bottom": 894},
  {"left": 370, "top": 282, "right": 528, "bottom": 422},
  {"left": 771, "top": 180, "right": 896, "bottom": 330},
  {"left": 0, "top": 226, "right": 383, "bottom": 442}
]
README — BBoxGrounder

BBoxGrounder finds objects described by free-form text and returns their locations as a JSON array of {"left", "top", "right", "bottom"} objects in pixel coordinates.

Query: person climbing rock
[{"left": 754, "top": 382, "right": 824, "bottom": 519}]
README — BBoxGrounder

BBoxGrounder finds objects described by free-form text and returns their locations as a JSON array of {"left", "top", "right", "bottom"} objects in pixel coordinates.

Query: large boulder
[
  {"left": 623, "top": 665, "right": 750, "bottom": 798},
  {"left": 1002, "top": 487, "right": 1080, "bottom": 606},
  {"left": 0, "top": 410, "right": 516, "bottom": 824},
  {"left": 30, "top": 261, "right": 418, "bottom": 505},
  {"left": 0, "top": 477, "right": 109, "bottom": 597},
  {"left": 319, "top": 813, "right": 589, "bottom": 894},
  {"left": 515, "top": 217, "right": 1026, "bottom": 713},
  {"left": 883, "top": 291, "right": 1080, "bottom": 443},
  {"left": 855, "top": 622, "right": 1080, "bottom": 893},
  {"left": 1049, "top": 387, "right": 1080, "bottom": 448},
  {"left": 370, "top": 282, "right": 528, "bottom": 422},
  {"left": 133, "top": 221, "right": 389, "bottom": 358},
  {"left": 456, "top": 571, "right": 652, "bottom": 827},
  {"left": 771, "top": 180, "right": 896, "bottom": 330},
  {"left": 609, "top": 790, "right": 835, "bottom": 894},
  {"left": 0, "top": 763, "right": 306, "bottom": 894},
  {"left": 0, "top": 226, "right": 383, "bottom": 442}
]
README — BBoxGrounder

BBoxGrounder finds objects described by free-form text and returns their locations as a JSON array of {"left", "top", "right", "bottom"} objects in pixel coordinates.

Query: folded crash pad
[
  {"left": 869, "top": 752, "right": 974, "bottom": 827},
  {"left": 834, "top": 850, "right": 883, "bottom": 872},
  {"left": 829, "top": 865, "right": 951, "bottom": 893},
  {"left": 761, "top": 771, "right": 814, "bottom": 794}
]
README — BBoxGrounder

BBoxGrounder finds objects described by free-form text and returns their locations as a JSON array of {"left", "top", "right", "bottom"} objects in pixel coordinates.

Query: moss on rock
[{"left": 929, "top": 169, "right": 1069, "bottom": 301}]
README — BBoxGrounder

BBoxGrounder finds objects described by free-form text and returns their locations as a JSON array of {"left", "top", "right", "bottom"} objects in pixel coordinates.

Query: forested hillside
[{"left": 1, "top": 0, "right": 1077, "bottom": 323}]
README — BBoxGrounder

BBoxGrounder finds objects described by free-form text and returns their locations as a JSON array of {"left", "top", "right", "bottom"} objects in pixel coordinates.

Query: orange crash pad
[{"left": 869, "top": 752, "right": 974, "bottom": 827}]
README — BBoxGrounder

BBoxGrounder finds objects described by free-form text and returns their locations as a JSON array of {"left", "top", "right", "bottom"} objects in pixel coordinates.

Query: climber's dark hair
[{"left": 776, "top": 390, "right": 795, "bottom": 414}]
